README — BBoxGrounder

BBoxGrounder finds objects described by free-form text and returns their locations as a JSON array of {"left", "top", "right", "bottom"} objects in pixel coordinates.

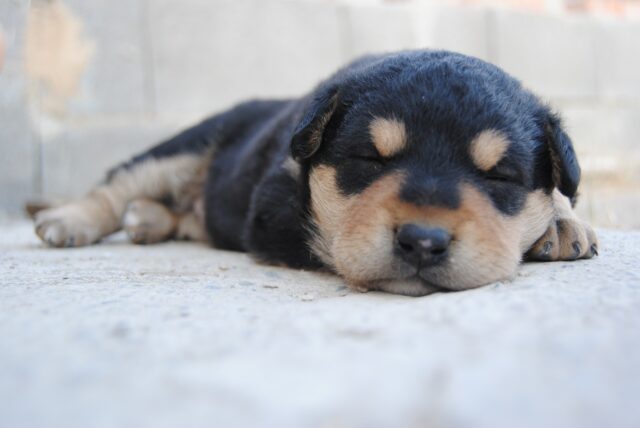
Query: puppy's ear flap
[
  {"left": 544, "top": 113, "right": 581, "bottom": 198},
  {"left": 291, "top": 86, "right": 340, "bottom": 161}
]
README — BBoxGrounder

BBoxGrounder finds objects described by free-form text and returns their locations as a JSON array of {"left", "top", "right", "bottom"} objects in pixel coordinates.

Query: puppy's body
[{"left": 35, "top": 50, "right": 597, "bottom": 296}]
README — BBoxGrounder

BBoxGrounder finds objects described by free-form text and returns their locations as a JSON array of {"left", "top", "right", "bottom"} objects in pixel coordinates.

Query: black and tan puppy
[{"left": 34, "top": 50, "right": 598, "bottom": 296}]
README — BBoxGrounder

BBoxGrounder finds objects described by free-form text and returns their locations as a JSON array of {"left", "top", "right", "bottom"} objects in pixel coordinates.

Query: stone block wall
[{"left": 1, "top": 0, "right": 639, "bottom": 228}]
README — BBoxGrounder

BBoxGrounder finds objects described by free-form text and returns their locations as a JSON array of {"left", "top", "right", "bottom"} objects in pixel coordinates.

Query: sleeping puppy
[{"left": 34, "top": 50, "right": 598, "bottom": 296}]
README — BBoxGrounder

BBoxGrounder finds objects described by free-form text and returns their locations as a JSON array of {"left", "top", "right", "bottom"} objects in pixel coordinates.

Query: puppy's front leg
[{"left": 526, "top": 189, "right": 598, "bottom": 261}]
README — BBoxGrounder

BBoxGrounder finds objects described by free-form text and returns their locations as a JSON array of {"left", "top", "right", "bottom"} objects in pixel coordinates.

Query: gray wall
[{"left": 1, "top": 0, "right": 639, "bottom": 227}]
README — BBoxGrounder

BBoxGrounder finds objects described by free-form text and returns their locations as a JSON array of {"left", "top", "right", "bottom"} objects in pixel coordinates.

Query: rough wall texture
[{"left": 1, "top": 0, "right": 639, "bottom": 228}]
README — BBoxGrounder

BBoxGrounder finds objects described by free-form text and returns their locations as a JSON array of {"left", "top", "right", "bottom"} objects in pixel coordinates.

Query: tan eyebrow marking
[
  {"left": 469, "top": 129, "right": 510, "bottom": 171},
  {"left": 369, "top": 117, "right": 407, "bottom": 157}
]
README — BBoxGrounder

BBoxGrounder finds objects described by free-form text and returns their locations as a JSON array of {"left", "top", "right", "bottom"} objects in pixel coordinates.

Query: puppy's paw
[
  {"left": 527, "top": 218, "right": 598, "bottom": 261},
  {"left": 122, "top": 199, "right": 176, "bottom": 245},
  {"left": 35, "top": 205, "right": 102, "bottom": 247}
]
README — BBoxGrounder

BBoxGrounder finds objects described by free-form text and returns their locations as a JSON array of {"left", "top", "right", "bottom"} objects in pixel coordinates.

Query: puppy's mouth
[
  {"left": 415, "top": 271, "right": 451, "bottom": 292},
  {"left": 393, "top": 255, "right": 452, "bottom": 291}
]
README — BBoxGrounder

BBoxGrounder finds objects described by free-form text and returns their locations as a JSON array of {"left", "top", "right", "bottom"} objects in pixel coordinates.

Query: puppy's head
[{"left": 292, "top": 51, "right": 580, "bottom": 296}]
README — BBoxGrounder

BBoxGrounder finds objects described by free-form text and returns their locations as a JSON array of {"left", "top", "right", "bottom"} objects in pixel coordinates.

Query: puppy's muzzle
[{"left": 395, "top": 224, "right": 450, "bottom": 269}]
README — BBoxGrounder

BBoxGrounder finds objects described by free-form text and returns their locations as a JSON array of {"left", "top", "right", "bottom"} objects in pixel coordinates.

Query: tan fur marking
[
  {"left": 469, "top": 130, "right": 510, "bottom": 171},
  {"left": 551, "top": 189, "right": 576, "bottom": 219},
  {"left": 516, "top": 190, "right": 555, "bottom": 253},
  {"left": 369, "top": 117, "right": 407, "bottom": 157},
  {"left": 308, "top": 165, "right": 350, "bottom": 267}
]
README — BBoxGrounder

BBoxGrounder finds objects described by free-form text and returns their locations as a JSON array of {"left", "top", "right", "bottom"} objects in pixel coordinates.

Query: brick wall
[{"left": 1, "top": 0, "right": 639, "bottom": 228}]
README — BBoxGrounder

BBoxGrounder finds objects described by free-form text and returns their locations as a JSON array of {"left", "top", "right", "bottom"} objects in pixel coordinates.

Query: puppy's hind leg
[
  {"left": 122, "top": 197, "right": 208, "bottom": 245},
  {"left": 34, "top": 110, "right": 231, "bottom": 248},
  {"left": 122, "top": 199, "right": 178, "bottom": 245},
  {"left": 35, "top": 155, "right": 205, "bottom": 247},
  {"left": 35, "top": 190, "right": 120, "bottom": 248}
]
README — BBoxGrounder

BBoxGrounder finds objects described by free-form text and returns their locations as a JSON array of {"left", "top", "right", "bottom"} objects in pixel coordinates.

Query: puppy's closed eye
[
  {"left": 350, "top": 149, "right": 385, "bottom": 164},
  {"left": 484, "top": 164, "right": 522, "bottom": 184}
]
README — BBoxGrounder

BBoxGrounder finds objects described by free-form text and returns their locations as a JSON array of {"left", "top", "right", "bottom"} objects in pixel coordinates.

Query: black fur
[{"left": 108, "top": 50, "right": 580, "bottom": 269}]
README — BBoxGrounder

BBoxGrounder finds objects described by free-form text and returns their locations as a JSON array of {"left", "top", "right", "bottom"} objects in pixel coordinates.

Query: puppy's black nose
[{"left": 395, "top": 224, "right": 451, "bottom": 268}]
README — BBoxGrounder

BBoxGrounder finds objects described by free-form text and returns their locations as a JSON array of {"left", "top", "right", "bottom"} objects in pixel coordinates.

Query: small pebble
[{"left": 300, "top": 293, "right": 315, "bottom": 301}]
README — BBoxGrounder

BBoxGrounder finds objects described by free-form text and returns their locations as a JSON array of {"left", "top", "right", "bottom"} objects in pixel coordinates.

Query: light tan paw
[
  {"left": 122, "top": 199, "right": 176, "bottom": 245},
  {"left": 35, "top": 205, "right": 103, "bottom": 247},
  {"left": 527, "top": 218, "right": 598, "bottom": 261}
]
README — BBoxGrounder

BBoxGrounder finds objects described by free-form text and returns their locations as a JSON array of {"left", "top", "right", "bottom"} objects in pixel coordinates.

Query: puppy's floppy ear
[
  {"left": 291, "top": 85, "right": 339, "bottom": 161},
  {"left": 544, "top": 112, "right": 581, "bottom": 198}
]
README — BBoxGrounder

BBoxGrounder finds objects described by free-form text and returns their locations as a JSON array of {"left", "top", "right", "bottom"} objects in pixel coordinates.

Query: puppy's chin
[
  {"left": 337, "top": 245, "right": 520, "bottom": 296},
  {"left": 349, "top": 249, "right": 520, "bottom": 296},
  {"left": 354, "top": 264, "right": 514, "bottom": 296},
  {"left": 357, "top": 277, "right": 444, "bottom": 297}
]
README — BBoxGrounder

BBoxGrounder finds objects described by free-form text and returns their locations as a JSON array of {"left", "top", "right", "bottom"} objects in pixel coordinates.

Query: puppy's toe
[
  {"left": 526, "top": 221, "right": 560, "bottom": 261},
  {"left": 556, "top": 218, "right": 590, "bottom": 260},
  {"left": 122, "top": 199, "right": 176, "bottom": 245},
  {"left": 582, "top": 222, "right": 599, "bottom": 259}
]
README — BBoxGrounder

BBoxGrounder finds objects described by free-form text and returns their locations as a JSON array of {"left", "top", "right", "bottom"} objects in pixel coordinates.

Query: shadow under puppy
[{"left": 34, "top": 50, "right": 598, "bottom": 296}]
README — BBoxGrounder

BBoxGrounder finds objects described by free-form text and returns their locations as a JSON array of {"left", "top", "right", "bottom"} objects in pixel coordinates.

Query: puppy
[{"left": 34, "top": 50, "right": 598, "bottom": 296}]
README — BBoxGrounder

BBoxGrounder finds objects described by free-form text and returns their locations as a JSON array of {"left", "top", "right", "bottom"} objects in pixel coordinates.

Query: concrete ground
[{"left": 1, "top": 219, "right": 639, "bottom": 428}]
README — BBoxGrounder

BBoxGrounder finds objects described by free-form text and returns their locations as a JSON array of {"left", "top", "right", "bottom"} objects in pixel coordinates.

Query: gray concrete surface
[{"left": 1, "top": 219, "right": 639, "bottom": 428}]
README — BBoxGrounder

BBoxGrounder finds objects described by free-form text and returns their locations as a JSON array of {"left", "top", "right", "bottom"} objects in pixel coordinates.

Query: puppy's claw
[{"left": 571, "top": 241, "right": 581, "bottom": 259}]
